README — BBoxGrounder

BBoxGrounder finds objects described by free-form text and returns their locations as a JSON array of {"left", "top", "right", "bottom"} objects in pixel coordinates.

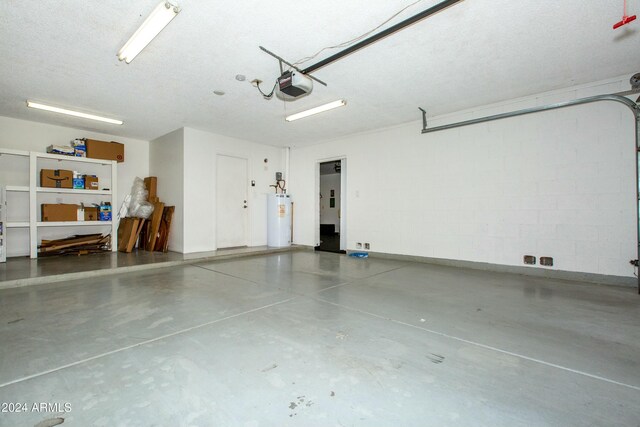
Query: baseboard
[{"left": 357, "top": 250, "right": 637, "bottom": 288}]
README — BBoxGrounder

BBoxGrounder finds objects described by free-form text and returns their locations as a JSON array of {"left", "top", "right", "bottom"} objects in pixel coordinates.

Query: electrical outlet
[
  {"left": 523, "top": 255, "right": 536, "bottom": 265},
  {"left": 540, "top": 257, "right": 553, "bottom": 267},
  {"left": 356, "top": 242, "right": 362, "bottom": 249},
  {"left": 364, "top": 243, "right": 370, "bottom": 250}
]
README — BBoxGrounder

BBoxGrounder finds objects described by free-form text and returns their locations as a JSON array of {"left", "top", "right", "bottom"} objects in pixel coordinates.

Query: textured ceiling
[{"left": 1, "top": 0, "right": 639, "bottom": 147}]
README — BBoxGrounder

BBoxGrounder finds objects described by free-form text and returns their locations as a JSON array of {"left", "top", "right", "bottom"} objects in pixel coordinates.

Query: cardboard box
[
  {"left": 85, "top": 139, "right": 124, "bottom": 163},
  {"left": 84, "top": 175, "right": 99, "bottom": 190},
  {"left": 41, "top": 204, "right": 78, "bottom": 222},
  {"left": 83, "top": 207, "right": 99, "bottom": 221},
  {"left": 40, "top": 169, "right": 73, "bottom": 189},
  {"left": 144, "top": 177, "right": 157, "bottom": 199}
]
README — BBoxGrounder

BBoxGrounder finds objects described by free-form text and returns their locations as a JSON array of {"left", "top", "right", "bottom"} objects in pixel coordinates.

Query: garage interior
[{"left": 1, "top": 1, "right": 640, "bottom": 426}]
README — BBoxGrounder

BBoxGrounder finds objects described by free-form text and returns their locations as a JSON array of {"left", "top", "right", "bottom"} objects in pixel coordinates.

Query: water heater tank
[{"left": 267, "top": 194, "right": 291, "bottom": 247}]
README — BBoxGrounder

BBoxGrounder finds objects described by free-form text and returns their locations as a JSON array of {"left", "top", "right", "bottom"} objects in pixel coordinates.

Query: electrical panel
[{"left": 0, "top": 187, "right": 6, "bottom": 263}]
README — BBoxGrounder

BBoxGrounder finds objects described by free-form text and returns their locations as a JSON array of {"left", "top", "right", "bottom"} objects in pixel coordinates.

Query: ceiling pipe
[
  {"left": 301, "top": 0, "right": 464, "bottom": 75},
  {"left": 420, "top": 94, "right": 640, "bottom": 294}
]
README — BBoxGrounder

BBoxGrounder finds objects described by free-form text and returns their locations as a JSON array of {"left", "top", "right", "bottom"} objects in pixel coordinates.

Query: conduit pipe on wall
[
  {"left": 420, "top": 94, "right": 640, "bottom": 293},
  {"left": 285, "top": 146, "right": 291, "bottom": 190}
]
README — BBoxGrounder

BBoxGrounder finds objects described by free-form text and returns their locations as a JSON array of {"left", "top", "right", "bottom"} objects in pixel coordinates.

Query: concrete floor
[
  {"left": 0, "top": 246, "right": 299, "bottom": 288},
  {"left": 0, "top": 251, "right": 639, "bottom": 426}
]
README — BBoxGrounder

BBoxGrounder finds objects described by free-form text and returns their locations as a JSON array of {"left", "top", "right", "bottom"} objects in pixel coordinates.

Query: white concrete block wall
[{"left": 289, "top": 75, "right": 637, "bottom": 277}]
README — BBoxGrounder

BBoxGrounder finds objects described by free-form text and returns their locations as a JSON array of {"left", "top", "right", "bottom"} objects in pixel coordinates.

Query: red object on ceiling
[{"left": 613, "top": 0, "right": 637, "bottom": 29}]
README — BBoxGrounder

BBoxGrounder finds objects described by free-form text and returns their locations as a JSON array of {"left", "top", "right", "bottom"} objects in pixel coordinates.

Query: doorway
[
  {"left": 316, "top": 159, "right": 346, "bottom": 253},
  {"left": 216, "top": 154, "right": 248, "bottom": 249}
]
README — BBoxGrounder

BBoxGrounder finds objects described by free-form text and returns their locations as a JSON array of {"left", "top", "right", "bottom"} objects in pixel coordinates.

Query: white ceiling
[{"left": 1, "top": 0, "right": 639, "bottom": 147}]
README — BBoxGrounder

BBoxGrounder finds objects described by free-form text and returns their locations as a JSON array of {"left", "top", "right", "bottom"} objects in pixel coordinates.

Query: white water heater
[{"left": 267, "top": 193, "right": 291, "bottom": 247}]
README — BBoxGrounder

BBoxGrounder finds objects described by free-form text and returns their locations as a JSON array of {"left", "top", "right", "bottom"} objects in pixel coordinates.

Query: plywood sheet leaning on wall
[
  {"left": 144, "top": 202, "right": 165, "bottom": 251},
  {"left": 117, "top": 218, "right": 146, "bottom": 253}
]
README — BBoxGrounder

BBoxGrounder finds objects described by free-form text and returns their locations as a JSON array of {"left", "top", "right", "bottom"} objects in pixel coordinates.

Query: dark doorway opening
[{"left": 315, "top": 160, "right": 345, "bottom": 254}]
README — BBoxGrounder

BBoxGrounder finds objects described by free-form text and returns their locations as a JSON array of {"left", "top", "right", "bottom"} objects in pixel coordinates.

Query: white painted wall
[
  {"left": 0, "top": 116, "right": 149, "bottom": 256},
  {"left": 320, "top": 173, "right": 341, "bottom": 232},
  {"left": 182, "top": 128, "right": 284, "bottom": 253},
  {"left": 149, "top": 128, "right": 184, "bottom": 253},
  {"left": 289, "top": 75, "right": 637, "bottom": 278},
  {"left": 182, "top": 128, "right": 215, "bottom": 253},
  {"left": 149, "top": 127, "right": 285, "bottom": 253}
]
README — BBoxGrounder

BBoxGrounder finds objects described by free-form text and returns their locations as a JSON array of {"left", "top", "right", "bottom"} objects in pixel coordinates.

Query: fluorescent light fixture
[
  {"left": 26, "top": 101, "right": 123, "bottom": 125},
  {"left": 285, "top": 100, "right": 347, "bottom": 122},
  {"left": 117, "top": 1, "right": 180, "bottom": 64}
]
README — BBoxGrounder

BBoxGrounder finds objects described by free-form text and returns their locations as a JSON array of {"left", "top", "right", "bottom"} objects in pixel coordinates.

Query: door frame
[
  {"left": 215, "top": 153, "right": 250, "bottom": 249},
  {"left": 315, "top": 156, "right": 347, "bottom": 251}
]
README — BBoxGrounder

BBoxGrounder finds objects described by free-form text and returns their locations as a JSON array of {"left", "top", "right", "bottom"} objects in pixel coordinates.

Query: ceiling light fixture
[
  {"left": 285, "top": 100, "right": 347, "bottom": 122},
  {"left": 117, "top": 1, "right": 180, "bottom": 64},
  {"left": 26, "top": 101, "right": 123, "bottom": 125}
]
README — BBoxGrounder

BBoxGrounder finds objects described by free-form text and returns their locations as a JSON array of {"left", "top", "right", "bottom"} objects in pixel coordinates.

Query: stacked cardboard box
[
  {"left": 41, "top": 204, "right": 78, "bottom": 222},
  {"left": 85, "top": 139, "right": 124, "bottom": 162},
  {"left": 40, "top": 169, "right": 73, "bottom": 189}
]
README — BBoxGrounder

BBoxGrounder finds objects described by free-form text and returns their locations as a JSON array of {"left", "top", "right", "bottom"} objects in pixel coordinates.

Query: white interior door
[{"left": 216, "top": 154, "right": 248, "bottom": 248}]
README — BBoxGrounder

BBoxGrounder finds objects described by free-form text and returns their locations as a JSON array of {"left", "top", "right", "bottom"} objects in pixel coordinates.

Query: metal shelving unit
[
  {"left": 0, "top": 149, "right": 118, "bottom": 259},
  {"left": 36, "top": 221, "right": 113, "bottom": 227},
  {"left": 0, "top": 148, "right": 30, "bottom": 261},
  {"left": 37, "top": 187, "right": 112, "bottom": 195},
  {"left": 29, "top": 152, "right": 117, "bottom": 258},
  {"left": 6, "top": 185, "right": 29, "bottom": 192},
  {"left": 7, "top": 221, "right": 30, "bottom": 228}
]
